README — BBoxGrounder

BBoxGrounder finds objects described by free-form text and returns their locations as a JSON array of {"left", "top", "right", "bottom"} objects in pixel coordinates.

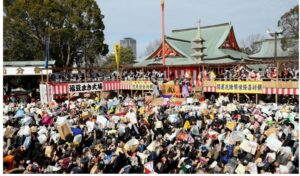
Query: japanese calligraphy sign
[
  {"left": 216, "top": 81, "right": 263, "bottom": 94},
  {"left": 68, "top": 82, "right": 103, "bottom": 93},
  {"left": 130, "top": 81, "right": 153, "bottom": 90}
]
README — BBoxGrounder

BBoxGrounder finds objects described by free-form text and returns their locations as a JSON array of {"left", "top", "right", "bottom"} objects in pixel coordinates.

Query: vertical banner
[
  {"left": 48, "top": 84, "right": 54, "bottom": 102},
  {"left": 114, "top": 44, "right": 121, "bottom": 69},
  {"left": 40, "top": 84, "right": 53, "bottom": 104},
  {"left": 40, "top": 84, "right": 48, "bottom": 104}
]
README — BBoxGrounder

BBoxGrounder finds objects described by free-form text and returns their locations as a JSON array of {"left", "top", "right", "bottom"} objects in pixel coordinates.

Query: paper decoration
[
  {"left": 86, "top": 121, "right": 95, "bottom": 133},
  {"left": 38, "top": 134, "right": 47, "bottom": 144},
  {"left": 168, "top": 129, "right": 179, "bottom": 141},
  {"left": 261, "top": 108, "right": 271, "bottom": 115},
  {"left": 247, "top": 162, "right": 258, "bottom": 174},
  {"left": 155, "top": 121, "right": 163, "bottom": 129},
  {"left": 266, "top": 135, "right": 282, "bottom": 152},
  {"left": 129, "top": 114, "right": 138, "bottom": 125},
  {"left": 235, "top": 164, "right": 246, "bottom": 174},
  {"left": 144, "top": 161, "right": 154, "bottom": 174},
  {"left": 240, "top": 139, "right": 258, "bottom": 155},
  {"left": 190, "top": 126, "right": 200, "bottom": 136},
  {"left": 183, "top": 120, "right": 191, "bottom": 130},
  {"left": 137, "top": 152, "right": 149, "bottom": 164},
  {"left": 264, "top": 127, "right": 278, "bottom": 137},
  {"left": 226, "top": 103, "right": 237, "bottom": 112},
  {"left": 57, "top": 123, "right": 73, "bottom": 140},
  {"left": 73, "top": 134, "right": 82, "bottom": 144},
  {"left": 56, "top": 116, "right": 68, "bottom": 126},
  {"left": 45, "top": 146, "right": 53, "bottom": 158},
  {"left": 230, "top": 131, "right": 245, "bottom": 142},
  {"left": 97, "top": 115, "right": 108, "bottom": 128},
  {"left": 187, "top": 98, "right": 193, "bottom": 104},
  {"left": 82, "top": 111, "right": 91, "bottom": 119},
  {"left": 4, "top": 126, "right": 16, "bottom": 138},
  {"left": 226, "top": 121, "right": 236, "bottom": 131},
  {"left": 260, "top": 122, "right": 267, "bottom": 133},
  {"left": 147, "top": 141, "right": 158, "bottom": 152},
  {"left": 168, "top": 114, "right": 179, "bottom": 123},
  {"left": 19, "top": 125, "right": 31, "bottom": 136}
]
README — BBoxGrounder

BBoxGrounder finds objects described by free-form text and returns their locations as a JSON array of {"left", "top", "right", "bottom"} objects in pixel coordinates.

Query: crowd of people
[
  {"left": 49, "top": 66, "right": 298, "bottom": 84},
  {"left": 3, "top": 92, "right": 299, "bottom": 174}
]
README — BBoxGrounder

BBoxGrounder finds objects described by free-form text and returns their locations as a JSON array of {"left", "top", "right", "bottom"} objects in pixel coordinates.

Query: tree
[
  {"left": 278, "top": 5, "right": 299, "bottom": 56},
  {"left": 102, "top": 47, "right": 136, "bottom": 69},
  {"left": 4, "top": 0, "right": 109, "bottom": 67},
  {"left": 142, "top": 39, "right": 161, "bottom": 57},
  {"left": 239, "top": 34, "right": 265, "bottom": 55}
]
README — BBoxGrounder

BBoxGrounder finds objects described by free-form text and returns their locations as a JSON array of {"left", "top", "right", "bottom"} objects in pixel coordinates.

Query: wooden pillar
[
  {"left": 41, "top": 72, "right": 44, "bottom": 83},
  {"left": 237, "top": 63, "right": 241, "bottom": 102},
  {"left": 238, "top": 64, "right": 241, "bottom": 80},
  {"left": 256, "top": 94, "right": 258, "bottom": 104},
  {"left": 201, "top": 64, "right": 205, "bottom": 92},
  {"left": 68, "top": 93, "right": 70, "bottom": 112},
  {"left": 85, "top": 65, "right": 87, "bottom": 83},
  {"left": 46, "top": 69, "right": 49, "bottom": 84},
  {"left": 275, "top": 61, "right": 279, "bottom": 104},
  {"left": 167, "top": 66, "right": 170, "bottom": 80},
  {"left": 161, "top": 1, "right": 166, "bottom": 66},
  {"left": 120, "top": 67, "right": 123, "bottom": 80}
]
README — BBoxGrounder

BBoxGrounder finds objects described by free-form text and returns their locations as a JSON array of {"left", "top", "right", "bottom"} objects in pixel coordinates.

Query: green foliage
[
  {"left": 278, "top": 5, "right": 299, "bottom": 56},
  {"left": 239, "top": 34, "right": 264, "bottom": 55},
  {"left": 4, "top": 0, "right": 109, "bottom": 67},
  {"left": 102, "top": 47, "right": 136, "bottom": 69}
]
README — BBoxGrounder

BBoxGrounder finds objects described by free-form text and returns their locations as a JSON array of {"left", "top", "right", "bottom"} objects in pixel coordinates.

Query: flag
[
  {"left": 44, "top": 36, "right": 49, "bottom": 69},
  {"left": 114, "top": 44, "right": 121, "bottom": 69}
]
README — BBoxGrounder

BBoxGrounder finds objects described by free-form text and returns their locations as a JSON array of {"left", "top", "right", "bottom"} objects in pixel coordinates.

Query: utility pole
[
  {"left": 161, "top": 0, "right": 165, "bottom": 66},
  {"left": 84, "top": 40, "right": 87, "bottom": 83},
  {"left": 267, "top": 28, "right": 283, "bottom": 104}
]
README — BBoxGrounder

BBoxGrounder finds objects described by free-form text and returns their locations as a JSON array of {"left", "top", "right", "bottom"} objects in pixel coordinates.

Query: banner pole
[
  {"left": 256, "top": 93, "right": 258, "bottom": 104},
  {"left": 68, "top": 93, "right": 70, "bottom": 112}
]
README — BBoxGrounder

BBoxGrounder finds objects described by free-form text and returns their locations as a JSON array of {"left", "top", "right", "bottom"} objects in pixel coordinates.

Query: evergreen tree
[{"left": 4, "top": 0, "right": 109, "bottom": 67}]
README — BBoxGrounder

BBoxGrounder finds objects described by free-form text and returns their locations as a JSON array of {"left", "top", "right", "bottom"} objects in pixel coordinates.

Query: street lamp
[{"left": 266, "top": 27, "right": 283, "bottom": 58}]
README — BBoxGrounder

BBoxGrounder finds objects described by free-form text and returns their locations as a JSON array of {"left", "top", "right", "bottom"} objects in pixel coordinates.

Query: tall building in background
[{"left": 120, "top": 37, "right": 137, "bottom": 59}]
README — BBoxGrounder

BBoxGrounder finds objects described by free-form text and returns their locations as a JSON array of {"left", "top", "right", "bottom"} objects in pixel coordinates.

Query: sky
[{"left": 96, "top": 0, "right": 298, "bottom": 58}]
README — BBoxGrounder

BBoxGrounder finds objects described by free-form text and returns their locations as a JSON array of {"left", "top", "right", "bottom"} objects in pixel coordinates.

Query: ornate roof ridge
[{"left": 172, "top": 22, "right": 231, "bottom": 33}]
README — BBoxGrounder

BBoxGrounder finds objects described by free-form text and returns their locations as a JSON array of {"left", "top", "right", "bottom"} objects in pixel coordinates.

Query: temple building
[
  {"left": 249, "top": 38, "right": 298, "bottom": 60},
  {"left": 247, "top": 38, "right": 298, "bottom": 74},
  {"left": 133, "top": 22, "right": 251, "bottom": 81},
  {"left": 3, "top": 60, "right": 55, "bottom": 97}
]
